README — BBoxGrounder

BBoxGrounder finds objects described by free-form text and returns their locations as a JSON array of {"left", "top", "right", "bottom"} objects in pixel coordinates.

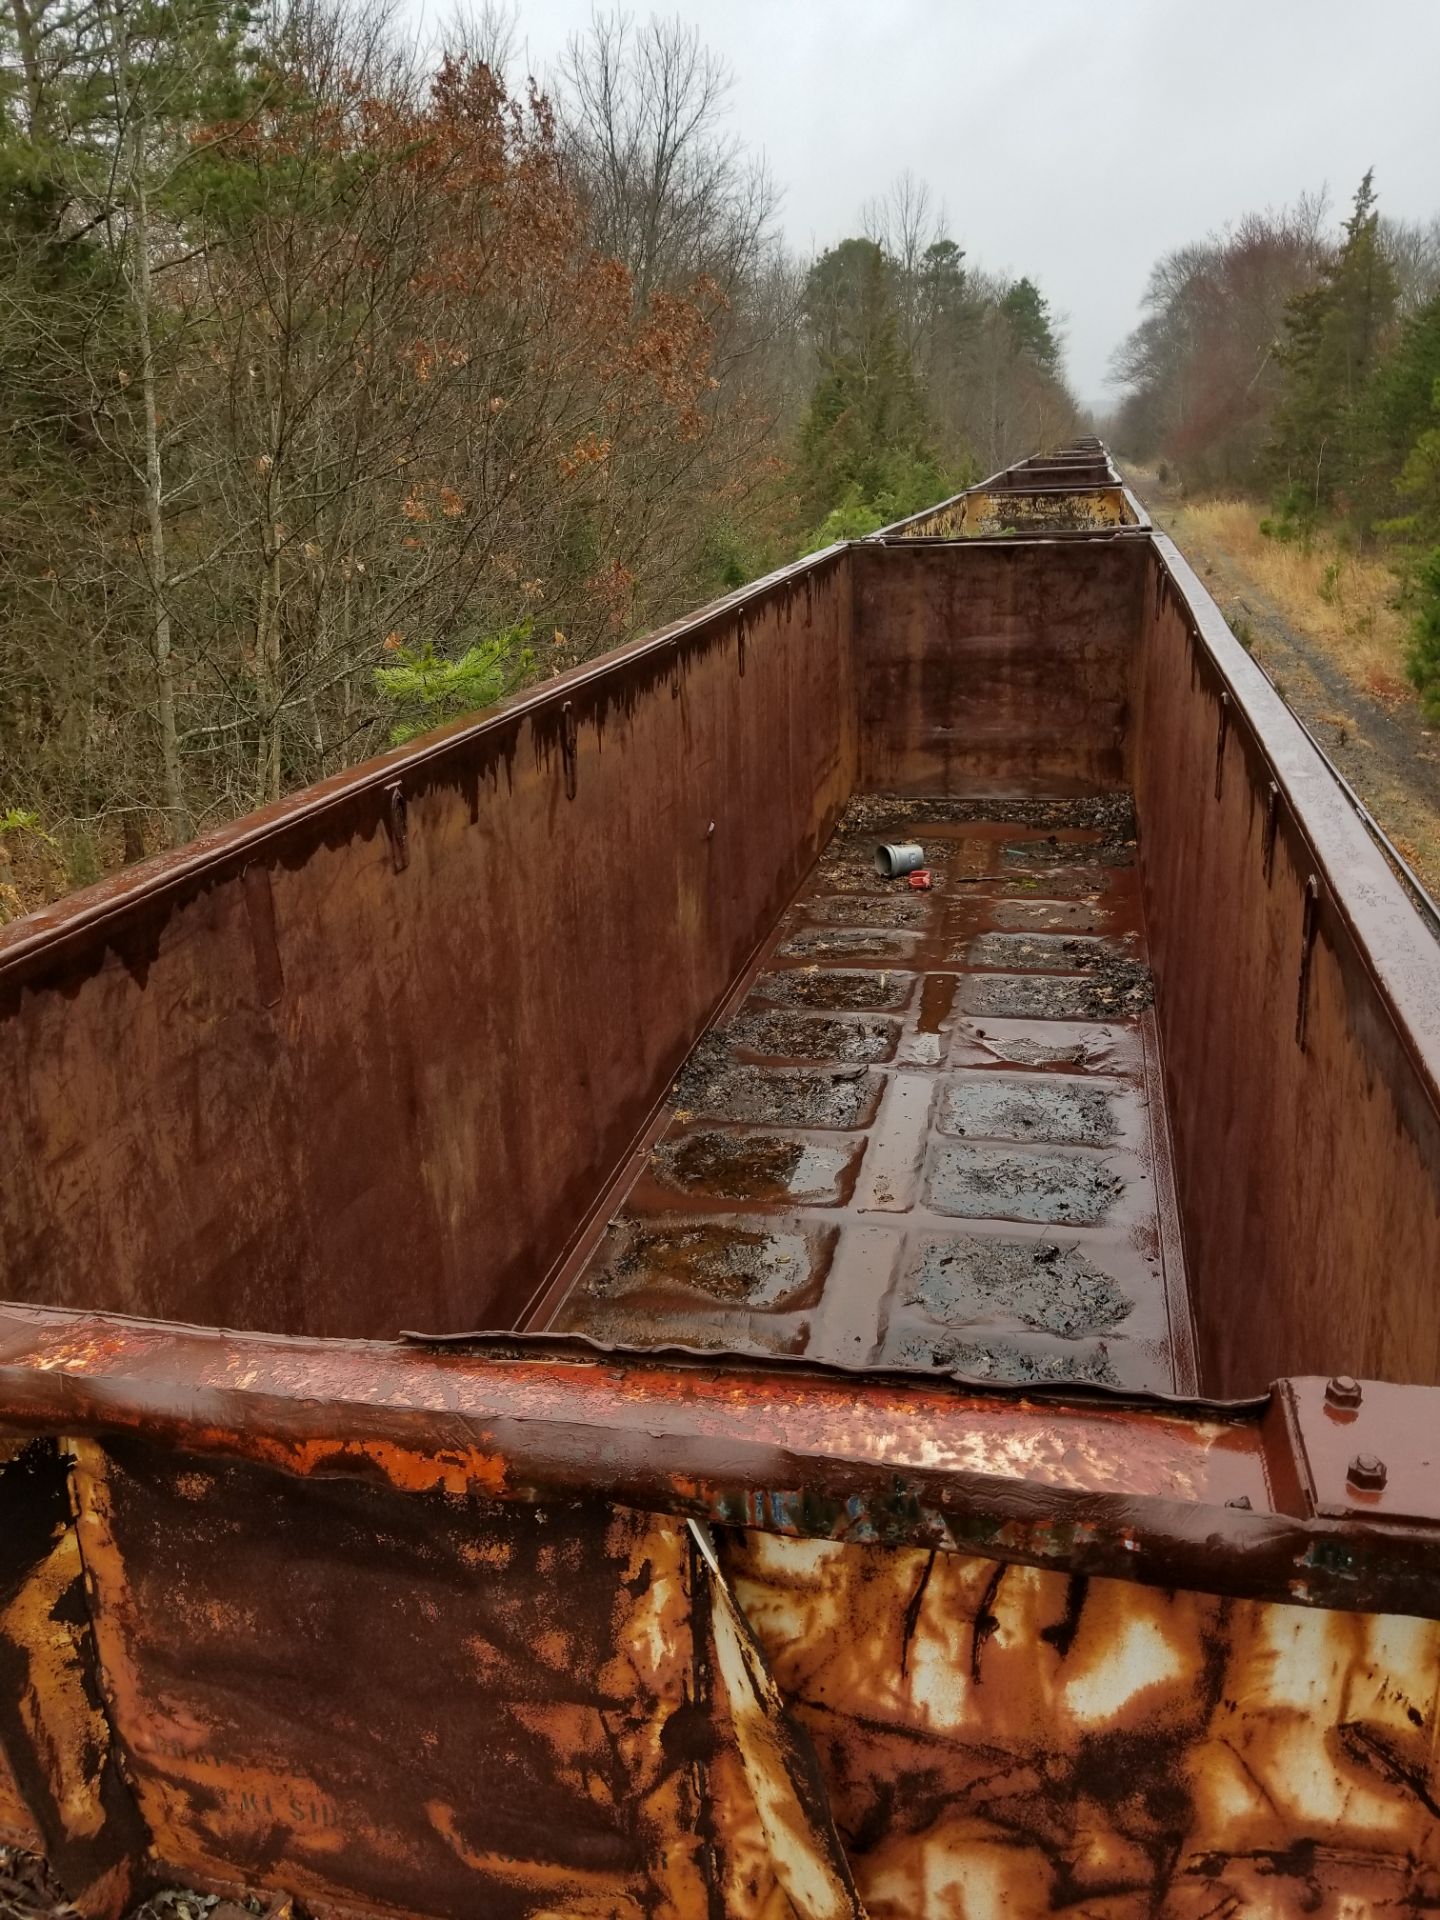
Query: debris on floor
[{"left": 548, "top": 793, "right": 1182, "bottom": 1392}]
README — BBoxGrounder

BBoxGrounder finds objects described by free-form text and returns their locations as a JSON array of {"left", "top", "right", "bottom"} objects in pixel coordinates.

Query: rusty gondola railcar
[{"left": 2, "top": 441, "right": 1439, "bottom": 1920}]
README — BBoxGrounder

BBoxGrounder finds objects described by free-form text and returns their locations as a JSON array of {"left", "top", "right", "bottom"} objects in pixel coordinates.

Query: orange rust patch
[
  {"left": 0, "top": 1528, "right": 112, "bottom": 1848},
  {"left": 0, "top": 1743, "right": 42, "bottom": 1849},
  {"left": 65, "top": 1438, "right": 717, "bottom": 1919},
  {"left": 722, "top": 1529, "right": 1440, "bottom": 1916}
]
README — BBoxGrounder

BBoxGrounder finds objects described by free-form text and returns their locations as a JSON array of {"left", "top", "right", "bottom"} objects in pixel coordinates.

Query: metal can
[{"left": 874, "top": 841, "right": 926, "bottom": 878}]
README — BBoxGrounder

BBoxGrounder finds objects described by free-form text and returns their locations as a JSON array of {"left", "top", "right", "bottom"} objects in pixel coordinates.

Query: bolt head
[
  {"left": 1325, "top": 1374, "right": 1362, "bottom": 1408},
  {"left": 1347, "top": 1453, "right": 1387, "bottom": 1491}
]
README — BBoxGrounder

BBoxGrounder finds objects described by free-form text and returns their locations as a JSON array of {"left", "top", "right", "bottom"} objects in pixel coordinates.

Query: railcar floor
[{"left": 546, "top": 794, "right": 1195, "bottom": 1394}]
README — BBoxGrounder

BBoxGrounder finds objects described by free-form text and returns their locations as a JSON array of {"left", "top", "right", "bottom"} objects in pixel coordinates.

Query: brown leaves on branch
[{"left": 1, "top": 23, "right": 745, "bottom": 904}]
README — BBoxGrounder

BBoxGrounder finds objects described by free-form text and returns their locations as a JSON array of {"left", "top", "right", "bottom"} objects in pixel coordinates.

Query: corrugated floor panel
[{"left": 549, "top": 795, "right": 1194, "bottom": 1394}]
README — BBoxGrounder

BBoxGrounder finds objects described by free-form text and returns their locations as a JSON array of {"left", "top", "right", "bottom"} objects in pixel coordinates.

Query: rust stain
[
  {"left": 8, "top": 1309, "right": 1440, "bottom": 1618},
  {"left": 691, "top": 1521, "right": 865, "bottom": 1920},
  {"left": 66, "top": 1436, "right": 723, "bottom": 1919},
  {"left": 0, "top": 439, "right": 1438, "bottom": 1919},
  {"left": 899, "top": 485, "right": 1136, "bottom": 538},
  {"left": 0, "top": 1529, "right": 109, "bottom": 1847},
  {"left": 0, "top": 1441, "right": 143, "bottom": 1918},
  {"left": 722, "top": 1528, "right": 1440, "bottom": 1917},
  {"left": 0, "top": 1742, "right": 42, "bottom": 1850}
]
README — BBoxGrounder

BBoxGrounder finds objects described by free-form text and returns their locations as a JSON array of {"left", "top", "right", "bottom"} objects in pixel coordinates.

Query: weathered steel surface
[
  {"left": 70, "top": 1436, "right": 715, "bottom": 1919},
  {"left": 6, "top": 1312, "right": 1440, "bottom": 1620},
  {"left": 894, "top": 485, "right": 1139, "bottom": 537},
  {"left": 994, "top": 449, "right": 1119, "bottom": 489},
  {"left": 5, "top": 1418, "right": 1439, "bottom": 1920},
  {"left": 690, "top": 1520, "right": 866, "bottom": 1920},
  {"left": 1134, "top": 539, "right": 1440, "bottom": 1392},
  {"left": 0, "top": 1752, "right": 41, "bottom": 1852},
  {"left": 724, "top": 1528, "right": 1440, "bottom": 1917},
  {"left": 852, "top": 540, "right": 1147, "bottom": 795},
  {"left": 0, "top": 1442, "right": 143, "bottom": 1914},
  {"left": 3, "top": 438, "right": 1440, "bottom": 1918},
  {"left": 551, "top": 795, "right": 1193, "bottom": 1397},
  {"left": 1282, "top": 1377, "right": 1440, "bottom": 1526},
  {"left": 0, "top": 552, "right": 855, "bottom": 1342}
]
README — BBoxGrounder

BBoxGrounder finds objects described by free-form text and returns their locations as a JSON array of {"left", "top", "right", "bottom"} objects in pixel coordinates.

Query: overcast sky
[{"left": 406, "top": 0, "right": 1440, "bottom": 407}]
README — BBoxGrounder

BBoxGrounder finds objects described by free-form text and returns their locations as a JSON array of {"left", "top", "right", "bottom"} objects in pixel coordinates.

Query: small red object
[{"left": 908, "top": 868, "right": 932, "bottom": 890}]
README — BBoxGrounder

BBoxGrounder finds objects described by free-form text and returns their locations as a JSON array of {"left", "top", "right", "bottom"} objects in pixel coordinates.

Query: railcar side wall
[
  {"left": 1133, "top": 541, "right": 1440, "bottom": 1391},
  {"left": 851, "top": 539, "right": 1146, "bottom": 795},
  {"left": 0, "top": 558, "right": 855, "bottom": 1339}
]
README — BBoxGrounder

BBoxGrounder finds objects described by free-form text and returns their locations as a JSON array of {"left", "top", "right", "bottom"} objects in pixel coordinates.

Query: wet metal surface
[
  {"left": 554, "top": 796, "right": 1192, "bottom": 1395},
  {"left": 7, "top": 1309, "right": 1440, "bottom": 1614},
  {"left": 726, "top": 1529, "right": 1440, "bottom": 1919},
  {"left": 852, "top": 540, "right": 1148, "bottom": 797},
  {"left": 29, "top": 1420, "right": 1440, "bottom": 1920},
  {"left": 0, "top": 547, "right": 857, "bottom": 1343},
  {"left": 1137, "top": 538, "right": 1440, "bottom": 1392},
  {"left": 3, "top": 440, "right": 1440, "bottom": 1920},
  {"left": 648, "top": 1132, "right": 860, "bottom": 1205}
]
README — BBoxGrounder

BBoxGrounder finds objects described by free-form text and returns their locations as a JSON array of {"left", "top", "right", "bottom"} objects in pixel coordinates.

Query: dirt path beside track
[{"left": 1135, "top": 476, "right": 1440, "bottom": 905}]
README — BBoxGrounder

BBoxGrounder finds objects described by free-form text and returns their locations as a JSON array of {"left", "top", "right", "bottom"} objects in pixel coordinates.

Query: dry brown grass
[{"left": 1169, "top": 498, "right": 1412, "bottom": 704}]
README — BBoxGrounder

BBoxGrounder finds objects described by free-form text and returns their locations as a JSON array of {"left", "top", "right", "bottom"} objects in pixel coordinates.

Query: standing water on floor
[{"left": 548, "top": 793, "right": 1194, "bottom": 1392}]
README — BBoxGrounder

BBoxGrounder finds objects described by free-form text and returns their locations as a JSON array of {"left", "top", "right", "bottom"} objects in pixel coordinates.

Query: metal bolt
[
  {"left": 1325, "top": 1374, "right": 1362, "bottom": 1408},
  {"left": 1347, "top": 1453, "right": 1387, "bottom": 1491}
]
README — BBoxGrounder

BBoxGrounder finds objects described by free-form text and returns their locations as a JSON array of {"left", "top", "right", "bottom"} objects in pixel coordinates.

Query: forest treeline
[
  {"left": 0, "top": 0, "right": 1075, "bottom": 910},
  {"left": 1111, "top": 175, "right": 1440, "bottom": 716}
]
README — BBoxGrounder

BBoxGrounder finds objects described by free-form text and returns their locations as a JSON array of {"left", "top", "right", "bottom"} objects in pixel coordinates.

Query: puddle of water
[
  {"left": 751, "top": 968, "right": 913, "bottom": 1012},
  {"left": 882, "top": 1324, "right": 1121, "bottom": 1384},
  {"left": 987, "top": 870, "right": 1110, "bottom": 900},
  {"left": 1003, "top": 840, "right": 1132, "bottom": 870},
  {"left": 901, "top": 1234, "right": 1132, "bottom": 1337},
  {"left": 807, "top": 895, "right": 932, "bottom": 928},
  {"left": 917, "top": 972, "right": 958, "bottom": 1034},
  {"left": 925, "top": 1141, "right": 1126, "bottom": 1224},
  {"left": 937, "top": 1073, "right": 1122, "bottom": 1146},
  {"left": 992, "top": 899, "right": 1107, "bottom": 932},
  {"left": 573, "top": 1218, "right": 829, "bottom": 1311},
  {"left": 650, "top": 1131, "right": 853, "bottom": 1203},
  {"left": 725, "top": 1011, "right": 899, "bottom": 1063},
  {"left": 555, "top": 1297, "right": 811, "bottom": 1357}
]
